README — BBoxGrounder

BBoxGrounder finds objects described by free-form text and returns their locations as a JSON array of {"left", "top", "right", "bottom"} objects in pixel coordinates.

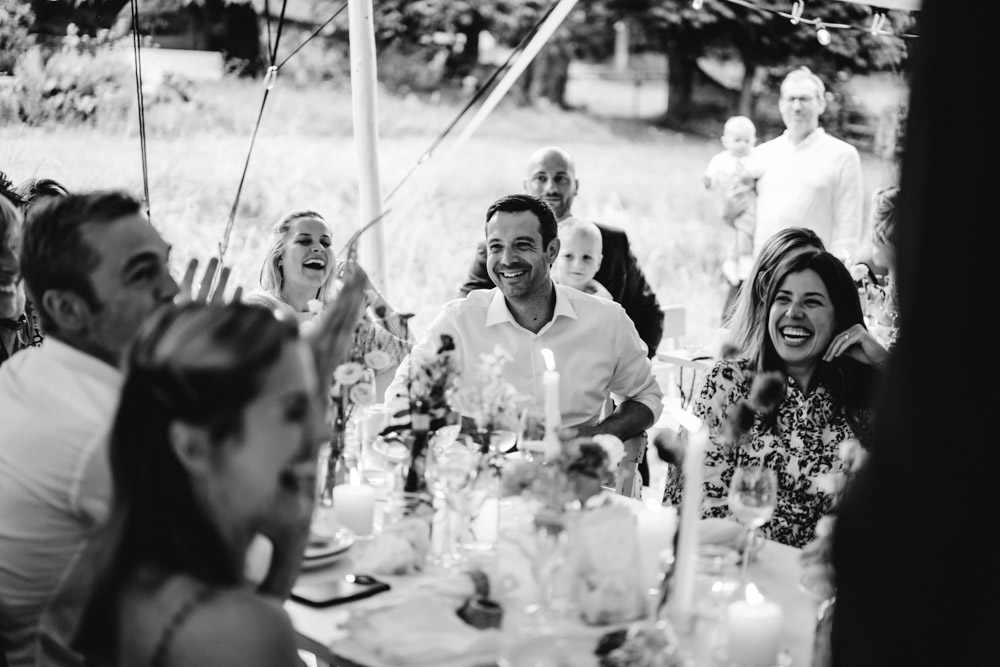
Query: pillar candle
[
  {"left": 726, "top": 583, "right": 784, "bottom": 666},
  {"left": 540, "top": 348, "right": 561, "bottom": 460},
  {"left": 332, "top": 478, "right": 376, "bottom": 537},
  {"left": 671, "top": 424, "right": 707, "bottom": 616},
  {"left": 636, "top": 504, "right": 678, "bottom": 591}
]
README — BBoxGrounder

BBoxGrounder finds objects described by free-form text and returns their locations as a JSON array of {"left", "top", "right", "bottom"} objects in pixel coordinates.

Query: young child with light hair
[
  {"left": 704, "top": 115, "right": 766, "bottom": 321},
  {"left": 553, "top": 217, "right": 612, "bottom": 299}
]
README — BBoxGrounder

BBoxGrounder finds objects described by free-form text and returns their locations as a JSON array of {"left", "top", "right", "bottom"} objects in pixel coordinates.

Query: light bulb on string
[
  {"left": 692, "top": 0, "right": 704, "bottom": 9},
  {"left": 870, "top": 12, "right": 887, "bottom": 37},
  {"left": 816, "top": 23, "right": 831, "bottom": 46}
]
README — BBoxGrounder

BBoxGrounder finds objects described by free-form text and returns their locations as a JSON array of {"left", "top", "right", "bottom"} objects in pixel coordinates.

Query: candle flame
[
  {"left": 349, "top": 468, "right": 361, "bottom": 486},
  {"left": 745, "top": 582, "right": 764, "bottom": 605},
  {"left": 541, "top": 348, "right": 555, "bottom": 372}
]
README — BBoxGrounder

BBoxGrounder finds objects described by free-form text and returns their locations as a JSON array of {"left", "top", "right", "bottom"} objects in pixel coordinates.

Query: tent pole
[{"left": 348, "top": 0, "right": 386, "bottom": 293}]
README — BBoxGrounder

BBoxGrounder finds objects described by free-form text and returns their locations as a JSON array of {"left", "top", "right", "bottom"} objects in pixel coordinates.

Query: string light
[
  {"left": 789, "top": 1, "right": 804, "bottom": 25},
  {"left": 816, "top": 22, "right": 831, "bottom": 45},
  {"left": 721, "top": 0, "right": 916, "bottom": 40},
  {"left": 692, "top": 0, "right": 705, "bottom": 9}
]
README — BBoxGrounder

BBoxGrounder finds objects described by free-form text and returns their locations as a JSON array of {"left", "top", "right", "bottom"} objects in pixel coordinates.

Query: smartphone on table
[{"left": 290, "top": 574, "right": 390, "bottom": 608}]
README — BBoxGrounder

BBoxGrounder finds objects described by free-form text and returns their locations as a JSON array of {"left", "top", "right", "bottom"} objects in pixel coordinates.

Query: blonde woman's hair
[{"left": 259, "top": 209, "right": 337, "bottom": 303}]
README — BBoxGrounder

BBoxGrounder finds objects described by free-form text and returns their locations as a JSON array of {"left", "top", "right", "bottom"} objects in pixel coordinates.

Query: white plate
[{"left": 303, "top": 525, "right": 354, "bottom": 569}]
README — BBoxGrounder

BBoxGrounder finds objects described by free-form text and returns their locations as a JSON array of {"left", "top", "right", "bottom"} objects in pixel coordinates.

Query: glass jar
[{"left": 693, "top": 544, "right": 741, "bottom": 621}]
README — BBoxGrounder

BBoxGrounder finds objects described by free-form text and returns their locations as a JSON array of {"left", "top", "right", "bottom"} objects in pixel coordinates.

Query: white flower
[
  {"left": 333, "top": 362, "right": 365, "bottom": 385},
  {"left": 848, "top": 263, "right": 870, "bottom": 283},
  {"left": 348, "top": 382, "right": 375, "bottom": 408},
  {"left": 363, "top": 349, "right": 393, "bottom": 372},
  {"left": 592, "top": 434, "right": 626, "bottom": 470},
  {"left": 815, "top": 473, "right": 839, "bottom": 496},
  {"left": 307, "top": 299, "right": 324, "bottom": 316}
]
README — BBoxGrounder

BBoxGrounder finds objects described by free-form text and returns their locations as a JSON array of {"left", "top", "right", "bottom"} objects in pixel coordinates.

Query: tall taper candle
[
  {"left": 540, "top": 348, "right": 561, "bottom": 460},
  {"left": 672, "top": 425, "right": 707, "bottom": 616}
]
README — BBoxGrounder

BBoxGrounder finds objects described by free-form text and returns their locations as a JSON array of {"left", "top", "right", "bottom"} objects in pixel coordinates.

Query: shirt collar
[
  {"left": 484, "top": 284, "right": 580, "bottom": 328},
  {"left": 782, "top": 127, "right": 826, "bottom": 148}
]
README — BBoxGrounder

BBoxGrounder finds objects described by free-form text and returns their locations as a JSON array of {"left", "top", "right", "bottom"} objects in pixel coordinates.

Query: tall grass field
[{"left": 1, "top": 78, "right": 897, "bottom": 348}]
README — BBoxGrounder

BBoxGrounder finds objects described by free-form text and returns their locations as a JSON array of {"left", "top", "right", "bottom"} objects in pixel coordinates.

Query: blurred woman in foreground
[{"left": 76, "top": 304, "right": 329, "bottom": 665}]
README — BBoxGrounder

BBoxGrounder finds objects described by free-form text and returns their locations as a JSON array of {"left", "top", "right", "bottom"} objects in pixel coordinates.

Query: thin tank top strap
[{"left": 150, "top": 586, "right": 215, "bottom": 667}]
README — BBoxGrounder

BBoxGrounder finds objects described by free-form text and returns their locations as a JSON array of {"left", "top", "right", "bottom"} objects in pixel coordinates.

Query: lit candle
[
  {"left": 540, "top": 348, "right": 561, "bottom": 460},
  {"left": 332, "top": 469, "right": 375, "bottom": 537},
  {"left": 636, "top": 503, "right": 678, "bottom": 592},
  {"left": 726, "top": 583, "right": 784, "bottom": 666},
  {"left": 671, "top": 422, "right": 707, "bottom": 616}
]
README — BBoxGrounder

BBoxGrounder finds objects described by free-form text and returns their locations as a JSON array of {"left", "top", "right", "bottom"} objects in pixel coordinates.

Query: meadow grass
[{"left": 0, "top": 78, "right": 896, "bottom": 347}]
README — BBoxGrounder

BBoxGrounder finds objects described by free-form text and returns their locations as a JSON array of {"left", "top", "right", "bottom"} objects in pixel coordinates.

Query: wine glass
[
  {"left": 425, "top": 440, "right": 478, "bottom": 568},
  {"left": 727, "top": 466, "right": 778, "bottom": 583}
]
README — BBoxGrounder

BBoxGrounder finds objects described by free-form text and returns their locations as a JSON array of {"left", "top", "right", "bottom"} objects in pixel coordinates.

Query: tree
[{"left": 604, "top": 0, "right": 912, "bottom": 123}]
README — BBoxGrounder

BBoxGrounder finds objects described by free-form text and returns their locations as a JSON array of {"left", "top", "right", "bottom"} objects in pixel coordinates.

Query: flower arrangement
[
  {"left": 502, "top": 434, "right": 627, "bottom": 514},
  {"left": 446, "top": 345, "right": 526, "bottom": 440},
  {"left": 386, "top": 334, "right": 462, "bottom": 431},
  {"left": 724, "top": 370, "right": 786, "bottom": 453}
]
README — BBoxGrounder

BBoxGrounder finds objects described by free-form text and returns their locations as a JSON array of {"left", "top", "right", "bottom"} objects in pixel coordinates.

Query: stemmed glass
[
  {"left": 425, "top": 439, "right": 478, "bottom": 568},
  {"left": 727, "top": 466, "right": 778, "bottom": 584}
]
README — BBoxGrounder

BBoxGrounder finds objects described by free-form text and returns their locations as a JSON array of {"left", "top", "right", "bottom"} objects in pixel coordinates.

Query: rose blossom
[
  {"left": 333, "top": 362, "right": 365, "bottom": 385},
  {"left": 349, "top": 382, "right": 375, "bottom": 407},
  {"left": 363, "top": 350, "right": 393, "bottom": 372}
]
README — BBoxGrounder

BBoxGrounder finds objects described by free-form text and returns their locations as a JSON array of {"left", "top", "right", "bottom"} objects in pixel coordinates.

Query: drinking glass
[
  {"left": 425, "top": 440, "right": 478, "bottom": 567},
  {"left": 727, "top": 466, "right": 778, "bottom": 583}
]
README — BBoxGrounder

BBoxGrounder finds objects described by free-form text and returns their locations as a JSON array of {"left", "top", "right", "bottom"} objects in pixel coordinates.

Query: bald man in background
[{"left": 459, "top": 146, "right": 664, "bottom": 357}]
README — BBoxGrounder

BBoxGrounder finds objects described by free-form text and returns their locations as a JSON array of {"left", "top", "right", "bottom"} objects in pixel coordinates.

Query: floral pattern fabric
[{"left": 664, "top": 358, "right": 866, "bottom": 548}]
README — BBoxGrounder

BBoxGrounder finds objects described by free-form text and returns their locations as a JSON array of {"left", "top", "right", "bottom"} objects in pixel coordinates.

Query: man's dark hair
[
  {"left": 21, "top": 191, "right": 143, "bottom": 332},
  {"left": 484, "top": 194, "right": 558, "bottom": 249}
]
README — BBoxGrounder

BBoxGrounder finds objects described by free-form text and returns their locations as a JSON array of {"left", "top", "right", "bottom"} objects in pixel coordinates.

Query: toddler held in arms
[
  {"left": 704, "top": 115, "right": 765, "bottom": 321},
  {"left": 553, "top": 217, "right": 612, "bottom": 299}
]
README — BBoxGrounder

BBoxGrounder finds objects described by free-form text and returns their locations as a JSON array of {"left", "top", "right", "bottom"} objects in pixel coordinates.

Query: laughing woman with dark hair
[
  {"left": 666, "top": 250, "right": 887, "bottom": 547},
  {"left": 76, "top": 303, "right": 324, "bottom": 666}
]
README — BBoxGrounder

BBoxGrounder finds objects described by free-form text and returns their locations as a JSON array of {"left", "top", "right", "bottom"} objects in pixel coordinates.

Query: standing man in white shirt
[
  {"left": 388, "top": 194, "right": 662, "bottom": 445},
  {"left": 754, "top": 67, "right": 864, "bottom": 260}
]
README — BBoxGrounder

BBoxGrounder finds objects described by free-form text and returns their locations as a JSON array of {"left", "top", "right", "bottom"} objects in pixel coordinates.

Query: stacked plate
[{"left": 302, "top": 524, "right": 355, "bottom": 571}]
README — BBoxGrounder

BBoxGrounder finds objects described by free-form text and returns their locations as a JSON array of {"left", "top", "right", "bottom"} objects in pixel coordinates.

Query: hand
[
  {"left": 259, "top": 459, "right": 316, "bottom": 547},
  {"left": 338, "top": 259, "right": 388, "bottom": 315},
  {"left": 256, "top": 458, "right": 316, "bottom": 599},
  {"left": 823, "top": 324, "right": 889, "bottom": 367},
  {"left": 308, "top": 262, "right": 368, "bottom": 387},
  {"left": 177, "top": 257, "right": 241, "bottom": 304}
]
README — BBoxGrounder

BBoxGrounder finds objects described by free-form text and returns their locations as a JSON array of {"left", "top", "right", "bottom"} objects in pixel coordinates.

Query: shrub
[
  {"left": 1, "top": 24, "right": 135, "bottom": 127},
  {"left": 0, "top": 0, "right": 34, "bottom": 74}
]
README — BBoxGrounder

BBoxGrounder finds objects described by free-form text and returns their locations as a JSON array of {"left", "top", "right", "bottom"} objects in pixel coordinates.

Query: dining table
[{"left": 285, "top": 494, "right": 821, "bottom": 667}]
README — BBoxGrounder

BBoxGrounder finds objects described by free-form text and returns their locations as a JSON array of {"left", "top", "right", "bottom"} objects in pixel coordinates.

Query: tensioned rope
[
  {"left": 382, "top": 0, "right": 565, "bottom": 205},
  {"left": 215, "top": 0, "right": 349, "bottom": 261},
  {"left": 128, "top": 0, "right": 150, "bottom": 219}
]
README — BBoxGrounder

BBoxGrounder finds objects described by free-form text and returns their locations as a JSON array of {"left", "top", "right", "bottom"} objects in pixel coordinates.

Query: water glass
[{"left": 359, "top": 404, "right": 393, "bottom": 486}]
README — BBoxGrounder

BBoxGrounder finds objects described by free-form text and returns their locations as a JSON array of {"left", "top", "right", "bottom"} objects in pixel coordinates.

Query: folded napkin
[{"left": 342, "top": 596, "right": 503, "bottom": 666}]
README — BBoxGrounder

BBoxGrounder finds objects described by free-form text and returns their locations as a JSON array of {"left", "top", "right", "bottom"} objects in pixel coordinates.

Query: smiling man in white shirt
[{"left": 387, "top": 194, "right": 662, "bottom": 442}]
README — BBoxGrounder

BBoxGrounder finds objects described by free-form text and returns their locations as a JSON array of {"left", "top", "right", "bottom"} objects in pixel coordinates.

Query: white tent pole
[{"left": 349, "top": 0, "right": 386, "bottom": 293}]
